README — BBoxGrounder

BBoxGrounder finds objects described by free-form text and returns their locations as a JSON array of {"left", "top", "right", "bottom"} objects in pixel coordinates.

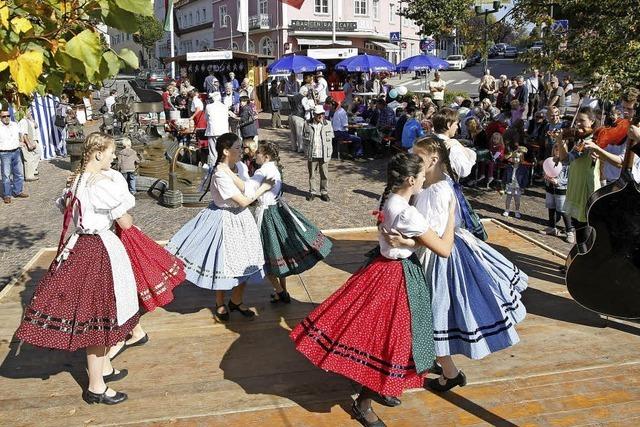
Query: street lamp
[
  {"left": 223, "top": 14, "right": 234, "bottom": 50},
  {"left": 475, "top": 0, "right": 501, "bottom": 74}
]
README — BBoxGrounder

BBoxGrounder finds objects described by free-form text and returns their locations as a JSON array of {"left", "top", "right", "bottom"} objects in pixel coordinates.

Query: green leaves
[
  {"left": 66, "top": 29, "right": 103, "bottom": 82},
  {"left": 118, "top": 48, "right": 139, "bottom": 70},
  {"left": 401, "top": 0, "right": 474, "bottom": 37},
  {"left": 116, "top": 0, "right": 153, "bottom": 16}
]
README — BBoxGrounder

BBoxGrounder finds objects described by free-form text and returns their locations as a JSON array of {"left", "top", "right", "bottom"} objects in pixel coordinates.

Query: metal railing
[{"left": 249, "top": 14, "right": 271, "bottom": 30}]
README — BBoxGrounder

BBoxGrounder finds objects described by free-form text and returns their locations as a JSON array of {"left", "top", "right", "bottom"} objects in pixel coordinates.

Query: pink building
[{"left": 205, "top": 0, "right": 423, "bottom": 62}]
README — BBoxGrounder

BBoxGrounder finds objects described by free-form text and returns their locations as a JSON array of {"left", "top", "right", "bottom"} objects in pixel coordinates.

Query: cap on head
[
  {"left": 314, "top": 105, "right": 325, "bottom": 115},
  {"left": 210, "top": 92, "right": 222, "bottom": 101}
]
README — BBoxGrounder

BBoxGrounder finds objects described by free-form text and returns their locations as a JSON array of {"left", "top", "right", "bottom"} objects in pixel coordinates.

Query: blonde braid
[{"left": 66, "top": 132, "right": 116, "bottom": 200}]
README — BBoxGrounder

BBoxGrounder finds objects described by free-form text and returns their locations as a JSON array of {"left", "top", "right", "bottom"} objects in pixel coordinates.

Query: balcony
[{"left": 249, "top": 14, "right": 271, "bottom": 30}]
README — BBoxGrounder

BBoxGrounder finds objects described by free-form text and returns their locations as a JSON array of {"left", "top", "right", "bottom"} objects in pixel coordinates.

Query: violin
[
  {"left": 565, "top": 123, "right": 640, "bottom": 319},
  {"left": 594, "top": 118, "right": 630, "bottom": 149}
]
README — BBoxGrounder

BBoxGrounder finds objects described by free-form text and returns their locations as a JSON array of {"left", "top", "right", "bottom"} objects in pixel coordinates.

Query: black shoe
[
  {"left": 214, "top": 304, "right": 229, "bottom": 322},
  {"left": 110, "top": 334, "right": 149, "bottom": 360},
  {"left": 352, "top": 401, "right": 387, "bottom": 427},
  {"left": 228, "top": 300, "right": 256, "bottom": 319},
  {"left": 429, "top": 362, "right": 443, "bottom": 376},
  {"left": 103, "top": 368, "right": 128, "bottom": 383},
  {"left": 320, "top": 194, "right": 330, "bottom": 202},
  {"left": 361, "top": 386, "right": 400, "bottom": 407},
  {"left": 270, "top": 290, "right": 291, "bottom": 304},
  {"left": 306, "top": 194, "right": 315, "bottom": 201},
  {"left": 84, "top": 387, "right": 128, "bottom": 405},
  {"left": 427, "top": 371, "right": 467, "bottom": 392}
]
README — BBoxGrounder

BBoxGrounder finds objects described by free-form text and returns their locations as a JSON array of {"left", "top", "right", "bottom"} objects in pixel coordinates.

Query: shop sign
[{"left": 290, "top": 20, "right": 357, "bottom": 32}]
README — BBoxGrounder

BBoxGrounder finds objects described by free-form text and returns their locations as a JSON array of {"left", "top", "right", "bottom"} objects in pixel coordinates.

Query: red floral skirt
[
  {"left": 117, "top": 226, "right": 185, "bottom": 312},
  {"left": 290, "top": 256, "right": 423, "bottom": 397},
  {"left": 16, "top": 235, "right": 139, "bottom": 352}
]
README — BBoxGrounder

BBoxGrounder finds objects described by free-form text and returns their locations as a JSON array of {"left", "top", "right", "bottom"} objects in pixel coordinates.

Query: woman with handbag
[
  {"left": 54, "top": 94, "right": 72, "bottom": 157},
  {"left": 238, "top": 96, "right": 258, "bottom": 143}
]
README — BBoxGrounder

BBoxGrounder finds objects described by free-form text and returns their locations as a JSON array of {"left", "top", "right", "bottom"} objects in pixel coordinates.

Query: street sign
[
  {"left": 401, "top": 41, "right": 407, "bottom": 49},
  {"left": 551, "top": 19, "right": 569, "bottom": 32},
  {"left": 389, "top": 32, "right": 401, "bottom": 43},
  {"left": 420, "top": 39, "right": 435, "bottom": 51}
]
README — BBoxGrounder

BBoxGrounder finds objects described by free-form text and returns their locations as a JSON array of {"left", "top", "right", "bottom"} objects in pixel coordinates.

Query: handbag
[{"left": 54, "top": 114, "right": 66, "bottom": 128}]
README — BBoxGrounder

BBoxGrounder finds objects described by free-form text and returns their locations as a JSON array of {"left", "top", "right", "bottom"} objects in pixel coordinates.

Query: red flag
[{"left": 281, "top": 0, "right": 304, "bottom": 9}]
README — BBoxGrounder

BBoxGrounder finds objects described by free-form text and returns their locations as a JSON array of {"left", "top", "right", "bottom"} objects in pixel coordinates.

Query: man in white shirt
[
  {"left": 330, "top": 99, "right": 363, "bottom": 158},
  {"left": 429, "top": 71, "right": 446, "bottom": 109},
  {"left": 205, "top": 92, "right": 230, "bottom": 166},
  {"left": 189, "top": 90, "right": 204, "bottom": 119},
  {"left": 104, "top": 90, "right": 117, "bottom": 113},
  {"left": 314, "top": 71, "right": 328, "bottom": 103},
  {"left": 303, "top": 105, "right": 334, "bottom": 201},
  {"left": 0, "top": 106, "right": 28, "bottom": 203},
  {"left": 525, "top": 69, "right": 540, "bottom": 120},
  {"left": 18, "top": 109, "right": 40, "bottom": 181}
]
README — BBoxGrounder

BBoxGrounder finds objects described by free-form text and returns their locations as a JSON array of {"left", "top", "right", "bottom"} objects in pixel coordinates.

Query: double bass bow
[{"left": 565, "top": 118, "right": 640, "bottom": 319}]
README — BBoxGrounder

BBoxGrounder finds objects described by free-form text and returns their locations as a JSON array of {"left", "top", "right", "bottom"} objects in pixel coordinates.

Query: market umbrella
[
  {"left": 396, "top": 54, "right": 449, "bottom": 72},
  {"left": 335, "top": 54, "right": 396, "bottom": 73},
  {"left": 267, "top": 54, "right": 326, "bottom": 74}
]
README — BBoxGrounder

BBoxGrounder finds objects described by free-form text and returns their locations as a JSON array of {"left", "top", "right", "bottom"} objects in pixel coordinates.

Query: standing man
[
  {"left": 525, "top": 68, "right": 540, "bottom": 120},
  {"left": 104, "top": 90, "right": 117, "bottom": 113},
  {"left": 205, "top": 92, "right": 230, "bottom": 166},
  {"left": 289, "top": 86, "right": 309, "bottom": 153},
  {"left": 429, "top": 71, "right": 447, "bottom": 109},
  {"left": 285, "top": 73, "right": 300, "bottom": 96},
  {"left": 204, "top": 70, "right": 219, "bottom": 95},
  {"left": 547, "top": 76, "right": 566, "bottom": 115},
  {"left": 222, "top": 82, "right": 240, "bottom": 111},
  {"left": 303, "top": 105, "right": 334, "bottom": 202},
  {"left": 18, "top": 110, "right": 40, "bottom": 181},
  {"left": 0, "top": 105, "right": 28, "bottom": 203},
  {"left": 227, "top": 72, "right": 240, "bottom": 92},
  {"left": 314, "top": 71, "right": 329, "bottom": 103}
]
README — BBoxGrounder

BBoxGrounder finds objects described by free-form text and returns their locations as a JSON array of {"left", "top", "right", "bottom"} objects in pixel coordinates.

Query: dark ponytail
[
  {"left": 215, "top": 132, "right": 240, "bottom": 169},
  {"left": 377, "top": 152, "right": 424, "bottom": 225}
]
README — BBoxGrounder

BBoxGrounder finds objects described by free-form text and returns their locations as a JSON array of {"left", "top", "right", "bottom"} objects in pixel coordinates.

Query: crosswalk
[{"left": 406, "top": 79, "right": 481, "bottom": 87}]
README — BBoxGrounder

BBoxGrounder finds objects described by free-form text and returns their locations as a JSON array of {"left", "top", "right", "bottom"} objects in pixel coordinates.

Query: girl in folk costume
[
  {"left": 224, "top": 141, "right": 332, "bottom": 303},
  {"left": 391, "top": 137, "right": 527, "bottom": 392},
  {"left": 432, "top": 108, "right": 488, "bottom": 241},
  {"left": 15, "top": 133, "right": 140, "bottom": 405},
  {"left": 291, "top": 153, "right": 457, "bottom": 427},
  {"left": 166, "top": 133, "right": 273, "bottom": 322}
]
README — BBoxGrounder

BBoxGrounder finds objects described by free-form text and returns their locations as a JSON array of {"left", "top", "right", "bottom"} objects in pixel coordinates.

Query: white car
[{"left": 446, "top": 55, "right": 467, "bottom": 71}]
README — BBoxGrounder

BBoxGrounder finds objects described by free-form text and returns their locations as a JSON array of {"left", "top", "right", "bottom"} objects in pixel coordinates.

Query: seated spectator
[
  {"left": 350, "top": 96, "right": 366, "bottom": 117},
  {"left": 510, "top": 99, "right": 524, "bottom": 124},
  {"left": 466, "top": 117, "right": 489, "bottom": 150},
  {"left": 401, "top": 106, "right": 425, "bottom": 151},
  {"left": 331, "top": 100, "right": 364, "bottom": 158},
  {"left": 393, "top": 108, "right": 408, "bottom": 142},
  {"left": 363, "top": 99, "right": 378, "bottom": 125},
  {"left": 503, "top": 118, "right": 526, "bottom": 149},
  {"left": 481, "top": 98, "right": 501, "bottom": 121},
  {"left": 376, "top": 98, "right": 395, "bottom": 134},
  {"left": 450, "top": 96, "right": 464, "bottom": 110}
]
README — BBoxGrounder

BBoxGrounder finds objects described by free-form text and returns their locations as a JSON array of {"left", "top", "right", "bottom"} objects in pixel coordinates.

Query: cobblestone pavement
[{"left": 0, "top": 114, "right": 572, "bottom": 290}]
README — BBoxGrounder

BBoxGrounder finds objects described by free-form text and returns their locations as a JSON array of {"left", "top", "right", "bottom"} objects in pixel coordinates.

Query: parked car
[
  {"left": 446, "top": 55, "right": 467, "bottom": 70},
  {"left": 504, "top": 47, "right": 518, "bottom": 58},
  {"left": 137, "top": 69, "right": 172, "bottom": 90},
  {"left": 468, "top": 53, "right": 481, "bottom": 65},
  {"left": 495, "top": 43, "right": 508, "bottom": 56}
]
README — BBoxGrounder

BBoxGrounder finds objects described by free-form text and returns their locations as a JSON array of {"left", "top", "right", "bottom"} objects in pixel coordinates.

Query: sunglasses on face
[{"left": 1, "top": 115, "right": 10, "bottom": 119}]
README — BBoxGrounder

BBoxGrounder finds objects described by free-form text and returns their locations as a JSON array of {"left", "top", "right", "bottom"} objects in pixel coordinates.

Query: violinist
[
  {"left": 585, "top": 89, "right": 638, "bottom": 185},
  {"left": 555, "top": 107, "right": 602, "bottom": 253}
]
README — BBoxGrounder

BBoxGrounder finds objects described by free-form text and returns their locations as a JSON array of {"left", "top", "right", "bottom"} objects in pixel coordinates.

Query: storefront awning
[
  {"left": 371, "top": 41, "right": 400, "bottom": 51},
  {"left": 297, "top": 38, "right": 352, "bottom": 46}
]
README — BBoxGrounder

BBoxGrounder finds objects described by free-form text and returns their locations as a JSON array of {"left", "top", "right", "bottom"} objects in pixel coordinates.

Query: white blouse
[
  {"left": 435, "top": 134, "right": 477, "bottom": 179},
  {"left": 379, "top": 194, "right": 429, "bottom": 259},
  {"left": 210, "top": 169, "right": 242, "bottom": 208},
  {"left": 247, "top": 161, "right": 282, "bottom": 206},
  {"left": 413, "top": 177, "right": 463, "bottom": 237},
  {"left": 60, "top": 169, "right": 135, "bottom": 233}
]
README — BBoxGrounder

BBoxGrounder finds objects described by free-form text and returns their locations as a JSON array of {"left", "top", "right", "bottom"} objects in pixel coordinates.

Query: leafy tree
[
  {"left": 511, "top": 0, "right": 640, "bottom": 99},
  {"left": 401, "top": 0, "right": 474, "bottom": 38},
  {"left": 133, "top": 15, "right": 164, "bottom": 68},
  {"left": 0, "top": 0, "right": 153, "bottom": 107}
]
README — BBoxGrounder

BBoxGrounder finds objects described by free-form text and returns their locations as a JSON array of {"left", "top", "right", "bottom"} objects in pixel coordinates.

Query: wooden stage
[{"left": 1, "top": 221, "right": 640, "bottom": 426}]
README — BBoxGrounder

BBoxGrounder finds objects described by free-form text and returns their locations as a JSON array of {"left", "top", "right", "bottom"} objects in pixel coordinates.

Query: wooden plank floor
[{"left": 1, "top": 221, "right": 639, "bottom": 427}]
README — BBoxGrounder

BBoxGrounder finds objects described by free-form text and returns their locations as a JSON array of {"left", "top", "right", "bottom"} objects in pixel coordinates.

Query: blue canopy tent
[
  {"left": 267, "top": 54, "right": 326, "bottom": 74},
  {"left": 396, "top": 54, "right": 449, "bottom": 91},
  {"left": 335, "top": 54, "right": 395, "bottom": 73}
]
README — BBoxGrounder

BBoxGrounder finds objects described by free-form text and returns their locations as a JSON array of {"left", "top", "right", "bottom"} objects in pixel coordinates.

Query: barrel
[{"left": 66, "top": 138, "right": 85, "bottom": 171}]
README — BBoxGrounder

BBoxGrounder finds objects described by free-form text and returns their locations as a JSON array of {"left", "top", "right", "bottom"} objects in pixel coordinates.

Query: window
[
  {"left": 372, "top": 0, "right": 379, "bottom": 20},
  {"left": 247, "top": 39, "right": 255, "bottom": 53},
  {"left": 196, "top": 11, "right": 200, "bottom": 23},
  {"left": 259, "top": 0, "right": 268, "bottom": 15},
  {"left": 260, "top": 36, "right": 273, "bottom": 55},
  {"left": 219, "top": 5, "right": 228, "bottom": 27},
  {"left": 189, "top": 13, "right": 193, "bottom": 25},
  {"left": 203, "top": 8, "right": 206, "bottom": 20},
  {"left": 354, "top": 0, "right": 367, "bottom": 16},
  {"left": 231, "top": 41, "right": 239, "bottom": 51},
  {"left": 389, "top": 3, "right": 395, "bottom": 23},
  {"left": 315, "top": 0, "right": 328, "bottom": 14}
]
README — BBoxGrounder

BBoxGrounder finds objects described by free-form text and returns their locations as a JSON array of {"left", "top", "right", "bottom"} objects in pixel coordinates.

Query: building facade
[{"left": 154, "top": 0, "right": 424, "bottom": 62}]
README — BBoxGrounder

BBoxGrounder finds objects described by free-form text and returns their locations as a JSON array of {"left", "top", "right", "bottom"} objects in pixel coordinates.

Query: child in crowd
[
  {"left": 503, "top": 143, "right": 529, "bottom": 218},
  {"left": 480, "top": 132, "right": 505, "bottom": 189},
  {"left": 117, "top": 137, "right": 142, "bottom": 195},
  {"left": 540, "top": 145, "right": 575, "bottom": 243},
  {"left": 291, "top": 153, "right": 456, "bottom": 427}
]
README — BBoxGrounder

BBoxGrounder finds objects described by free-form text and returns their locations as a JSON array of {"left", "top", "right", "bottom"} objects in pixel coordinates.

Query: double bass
[{"left": 565, "top": 123, "right": 640, "bottom": 319}]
